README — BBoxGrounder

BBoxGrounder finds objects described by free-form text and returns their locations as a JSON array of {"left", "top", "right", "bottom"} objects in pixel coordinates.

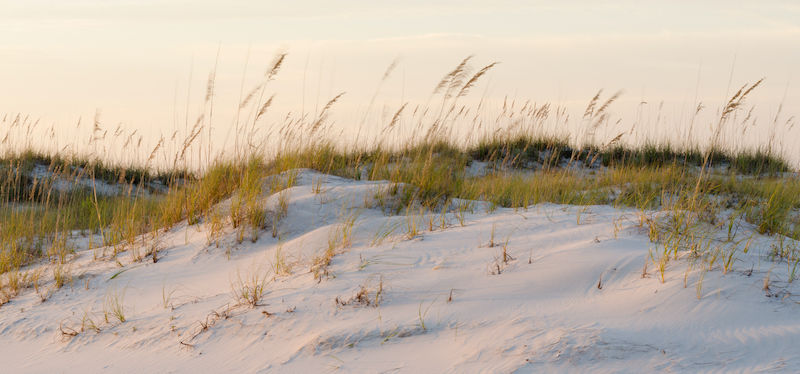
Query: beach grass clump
[{"left": 0, "top": 53, "right": 798, "bottom": 310}]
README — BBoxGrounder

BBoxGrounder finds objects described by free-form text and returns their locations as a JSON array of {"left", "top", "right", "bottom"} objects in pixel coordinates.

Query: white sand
[{"left": 2, "top": 169, "right": 799, "bottom": 373}]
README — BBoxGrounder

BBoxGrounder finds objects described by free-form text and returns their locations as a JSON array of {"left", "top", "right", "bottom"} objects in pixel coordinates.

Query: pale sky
[{"left": 1, "top": 1, "right": 799, "bottom": 166}]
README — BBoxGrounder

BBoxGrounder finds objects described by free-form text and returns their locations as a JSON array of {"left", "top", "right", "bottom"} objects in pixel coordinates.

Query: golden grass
[{"left": 0, "top": 53, "right": 798, "bottom": 308}]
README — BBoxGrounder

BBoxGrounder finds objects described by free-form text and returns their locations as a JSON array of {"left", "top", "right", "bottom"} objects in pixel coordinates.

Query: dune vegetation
[{"left": 1, "top": 54, "right": 799, "bottom": 371}]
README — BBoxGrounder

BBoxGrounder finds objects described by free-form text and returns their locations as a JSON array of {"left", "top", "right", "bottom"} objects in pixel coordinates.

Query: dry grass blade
[
  {"left": 255, "top": 95, "right": 276, "bottom": 121},
  {"left": 384, "top": 103, "right": 408, "bottom": 134},
  {"left": 594, "top": 91, "right": 623, "bottom": 122},
  {"left": 310, "top": 92, "right": 346, "bottom": 134},
  {"left": 584, "top": 90, "right": 602, "bottom": 118},
  {"left": 239, "top": 83, "right": 264, "bottom": 109},
  {"left": 382, "top": 57, "right": 400, "bottom": 81},
  {"left": 457, "top": 62, "right": 499, "bottom": 98},
  {"left": 265, "top": 52, "right": 287, "bottom": 81},
  {"left": 434, "top": 55, "right": 473, "bottom": 95}
]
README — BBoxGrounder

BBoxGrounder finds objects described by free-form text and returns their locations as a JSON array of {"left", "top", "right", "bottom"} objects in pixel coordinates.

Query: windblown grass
[{"left": 0, "top": 54, "right": 798, "bottom": 309}]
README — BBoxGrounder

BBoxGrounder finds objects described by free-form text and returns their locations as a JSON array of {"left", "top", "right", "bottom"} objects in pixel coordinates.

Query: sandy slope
[{"left": 2, "top": 169, "right": 800, "bottom": 373}]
